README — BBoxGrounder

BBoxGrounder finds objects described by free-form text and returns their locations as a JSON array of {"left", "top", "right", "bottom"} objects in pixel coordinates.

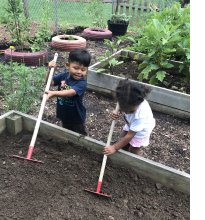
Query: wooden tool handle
[
  {"left": 98, "top": 103, "right": 120, "bottom": 183},
  {"left": 106, "top": 103, "right": 120, "bottom": 146},
  {"left": 29, "top": 53, "right": 58, "bottom": 147}
]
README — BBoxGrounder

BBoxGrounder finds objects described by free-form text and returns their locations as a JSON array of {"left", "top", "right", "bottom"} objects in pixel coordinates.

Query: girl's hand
[
  {"left": 48, "top": 60, "right": 57, "bottom": 69},
  {"left": 103, "top": 146, "right": 116, "bottom": 155},
  {"left": 111, "top": 111, "right": 120, "bottom": 120}
]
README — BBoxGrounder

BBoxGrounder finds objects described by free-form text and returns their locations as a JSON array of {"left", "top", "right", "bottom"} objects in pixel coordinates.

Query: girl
[{"left": 103, "top": 79, "right": 156, "bottom": 156}]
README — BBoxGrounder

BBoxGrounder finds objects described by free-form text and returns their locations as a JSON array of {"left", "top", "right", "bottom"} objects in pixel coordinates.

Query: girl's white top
[{"left": 123, "top": 99, "right": 156, "bottom": 139}]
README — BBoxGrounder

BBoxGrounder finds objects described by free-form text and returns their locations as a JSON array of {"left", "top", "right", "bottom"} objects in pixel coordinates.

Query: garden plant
[
  {"left": 128, "top": 2, "right": 190, "bottom": 85},
  {"left": 0, "top": 61, "right": 46, "bottom": 112},
  {"left": 3, "top": 0, "right": 51, "bottom": 52}
]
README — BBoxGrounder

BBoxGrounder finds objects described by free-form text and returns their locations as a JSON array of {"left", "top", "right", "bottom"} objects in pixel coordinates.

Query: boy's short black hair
[{"left": 68, "top": 48, "right": 91, "bottom": 67}]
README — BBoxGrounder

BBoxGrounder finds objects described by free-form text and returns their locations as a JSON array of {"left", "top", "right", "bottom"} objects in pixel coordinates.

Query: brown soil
[
  {"left": 0, "top": 24, "right": 190, "bottom": 219},
  {"left": 111, "top": 59, "right": 190, "bottom": 94},
  {"left": 0, "top": 132, "right": 189, "bottom": 219},
  {"left": 37, "top": 90, "right": 189, "bottom": 174}
]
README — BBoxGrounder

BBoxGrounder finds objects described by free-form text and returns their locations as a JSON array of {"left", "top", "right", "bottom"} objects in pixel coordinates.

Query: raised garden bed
[
  {"left": 88, "top": 50, "right": 190, "bottom": 119},
  {"left": 0, "top": 111, "right": 189, "bottom": 219}
]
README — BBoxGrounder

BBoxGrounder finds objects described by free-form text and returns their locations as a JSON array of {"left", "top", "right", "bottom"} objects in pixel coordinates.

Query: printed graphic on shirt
[{"left": 58, "top": 81, "right": 74, "bottom": 106}]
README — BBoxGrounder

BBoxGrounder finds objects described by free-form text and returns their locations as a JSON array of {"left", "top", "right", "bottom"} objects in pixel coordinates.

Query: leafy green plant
[
  {"left": 128, "top": 2, "right": 190, "bottom": 85},
  {"left": 28, "top": 0, "right": 51, "bottom": 52},
  {"left": 109, "top": 13, "right": 130, "bottom": 24},
  {"left": 0, "top": 62, "right": 46, "bottom": 112},
  {"left": 85, "top": 0, "right": 106, "bottom": 29},
  {"left": 97, "top": 37, "right": 127, "bottom": 74},
  {"left": 3, "top": 0, "right": 50, "bottom": 52},
  {"left": 3, "top": 0, "right": 29, "bottom": 48}
]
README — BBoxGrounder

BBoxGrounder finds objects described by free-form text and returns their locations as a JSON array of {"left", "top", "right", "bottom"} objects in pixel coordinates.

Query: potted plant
[
  {"left": 3, "top": 0, "right": 50, "bottom": 66},
  {"left": 108, "top": 13, "right": 130, "bottom": 36},
  {"left": 107, "top": 0, "right": 131, "bottom": 36}
]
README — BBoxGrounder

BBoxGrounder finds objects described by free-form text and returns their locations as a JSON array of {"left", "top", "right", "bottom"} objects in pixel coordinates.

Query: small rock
[
  {"left": 108, "top": 216, "right": 114, "bottom": 220},
  {"left": 171, "top": 86, "right": 178, "bottom": 90},
  {"left": 136, "top": 205, "right": 141, "bottom": 210},
  {"left": 138, "top": 211, "right": 143, "bottom": 217},
  {"left": 143, "top": 188, "right": 152, "bottom": 195},
  {"left": 61, "top": 188, "right": 69, "bottom": 196},
  {"left": 155, "top": 183, "right": 162, "bottom": 189}
]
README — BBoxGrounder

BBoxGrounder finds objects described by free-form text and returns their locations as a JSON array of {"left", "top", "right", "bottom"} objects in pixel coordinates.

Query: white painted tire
[{"left": 51, "top": 35, "right": 86, "bottom": 51}]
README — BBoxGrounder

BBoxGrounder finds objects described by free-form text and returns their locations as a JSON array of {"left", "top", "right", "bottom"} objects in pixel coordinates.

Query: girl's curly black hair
[{"left": 115, "top": 79, "right": 151, "bottom": 111}]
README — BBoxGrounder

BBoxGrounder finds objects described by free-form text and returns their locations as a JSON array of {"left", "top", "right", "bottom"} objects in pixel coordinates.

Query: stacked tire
[
  {"left": 51, "top": 35, "right": 86, "bottom": 51},
  {"left": 82, "top": 28, "right": 112, "bottom": 40}
]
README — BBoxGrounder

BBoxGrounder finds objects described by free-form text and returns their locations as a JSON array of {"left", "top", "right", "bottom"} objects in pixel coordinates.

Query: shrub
[
  {"left": 128, "top": 2, "right": 190, "bottom": 85},
  {"left": 0, "top": 62, "right": 46, "bottom": 112}
]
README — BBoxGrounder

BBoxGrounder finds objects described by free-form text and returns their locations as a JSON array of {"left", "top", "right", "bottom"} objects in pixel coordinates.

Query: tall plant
[
  {"left": 4, "top": 0, "right": 29, "bottom": 47},
  {"left": 0, "top": 62, "right": 46, "bottom": 112},
  {"left": 97, "top": 37, "right": 127, "bottom": 74},
  {"left": 30, "top": 0, "right": 51, "bottom": 51},
  {"left": 85, "top": 0, "right": 106, "bottom": 29},
  {"left": 128, "top": 2, "right": 190, "bottom": 85}
]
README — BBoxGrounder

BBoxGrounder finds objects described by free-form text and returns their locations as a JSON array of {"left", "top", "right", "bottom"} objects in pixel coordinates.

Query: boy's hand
[
  {"left": 111, "top": 111, "right": 120, "bottom": 120},
  {"left": 103, "top": 146, "right": 116, "bottom": 155},
  {"left": 45, "top": 91, "right": 55, "bottom": 100},
  {"left": 48, "top": 60, "right": 57, "bottom": 69}
]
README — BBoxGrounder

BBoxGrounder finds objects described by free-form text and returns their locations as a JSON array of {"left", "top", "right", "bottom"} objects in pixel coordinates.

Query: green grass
[{"left": 0, "top": 0, "right": 180, "bottom": 33}]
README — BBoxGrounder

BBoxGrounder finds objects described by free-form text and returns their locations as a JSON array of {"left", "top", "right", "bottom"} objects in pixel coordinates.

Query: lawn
[{"left": 0, "top": 0, "right": 180, "bottom": 32}]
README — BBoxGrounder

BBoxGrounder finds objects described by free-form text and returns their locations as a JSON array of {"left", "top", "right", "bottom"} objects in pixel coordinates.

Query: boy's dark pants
[{"left": 62, "top": 122, "right": 87, "bottom": 135}]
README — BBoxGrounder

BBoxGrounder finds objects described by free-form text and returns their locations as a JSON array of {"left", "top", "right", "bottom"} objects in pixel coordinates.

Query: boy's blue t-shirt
[{"left": 53, "top": 70, "right": 87, "bottom": 124}]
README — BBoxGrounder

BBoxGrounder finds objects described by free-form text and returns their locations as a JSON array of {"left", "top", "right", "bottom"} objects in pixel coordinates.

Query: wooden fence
[{"left": 112, "top": 0, "right": 178, "bottom": 27}]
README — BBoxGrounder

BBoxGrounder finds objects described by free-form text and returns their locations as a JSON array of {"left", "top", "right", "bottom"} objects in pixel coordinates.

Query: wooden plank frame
[
  {"left": 0, "top": 111, "right": 190, "bottom": 194},
  {"left": 87, "top": 50, "right": 190, "bottom": 119}
]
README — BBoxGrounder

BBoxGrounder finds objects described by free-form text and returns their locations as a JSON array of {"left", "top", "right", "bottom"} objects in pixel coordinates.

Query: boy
[{"left": 45, "top": 48, "right": 91, "bottom": 135}]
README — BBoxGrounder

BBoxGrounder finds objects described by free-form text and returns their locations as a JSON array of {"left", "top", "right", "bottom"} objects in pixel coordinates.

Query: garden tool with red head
[
  {"left": 12, "top": 53, "right": 58, "bottom": 163},
  {"left": 85, "top": 102, "right": 119, "bottom": 198}
]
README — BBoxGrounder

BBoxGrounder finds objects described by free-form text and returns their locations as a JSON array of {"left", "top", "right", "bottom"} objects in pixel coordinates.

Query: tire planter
[
  {"left": 4, "top": 48, "right": 48, "bottom": 66},
  {"left": 51, "top": 35, "right": 86, "bottom": 51},
  {"left": 107, "top": 20, "right": 129, "bottom": 36},
  {"left": 82, "top": 28, "right": 112, "bottom": 40}
]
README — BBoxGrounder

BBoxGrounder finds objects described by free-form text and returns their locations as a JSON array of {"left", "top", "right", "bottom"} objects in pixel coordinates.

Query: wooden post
[
  {"left": 54, "top": 0, "right": 59, "bottom": 34},
  {"left": 126, "top": 0, "right": 130, "bottom": 17},
  {"left": 22, "top": 0, "right": 29, "bottom": 18},
  {"left": 131, "top": 0, "right": 136, "bottom": 26}
]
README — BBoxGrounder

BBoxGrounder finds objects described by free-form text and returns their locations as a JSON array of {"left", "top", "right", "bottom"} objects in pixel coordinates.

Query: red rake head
[
  {"left": 11, "top": 155, "right": 44, "bottom": 164},
  {"left": 84, "top": 188, "right": 112, "bottom": 198}
]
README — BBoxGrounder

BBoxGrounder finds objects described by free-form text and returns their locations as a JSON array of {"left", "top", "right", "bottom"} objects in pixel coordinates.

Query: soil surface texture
[
  {"left": 37, "top": 91, "right": 190, "bottom": 174},
  {"left": 0, "top": 132, "right": 189, "bottom": 220}
]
